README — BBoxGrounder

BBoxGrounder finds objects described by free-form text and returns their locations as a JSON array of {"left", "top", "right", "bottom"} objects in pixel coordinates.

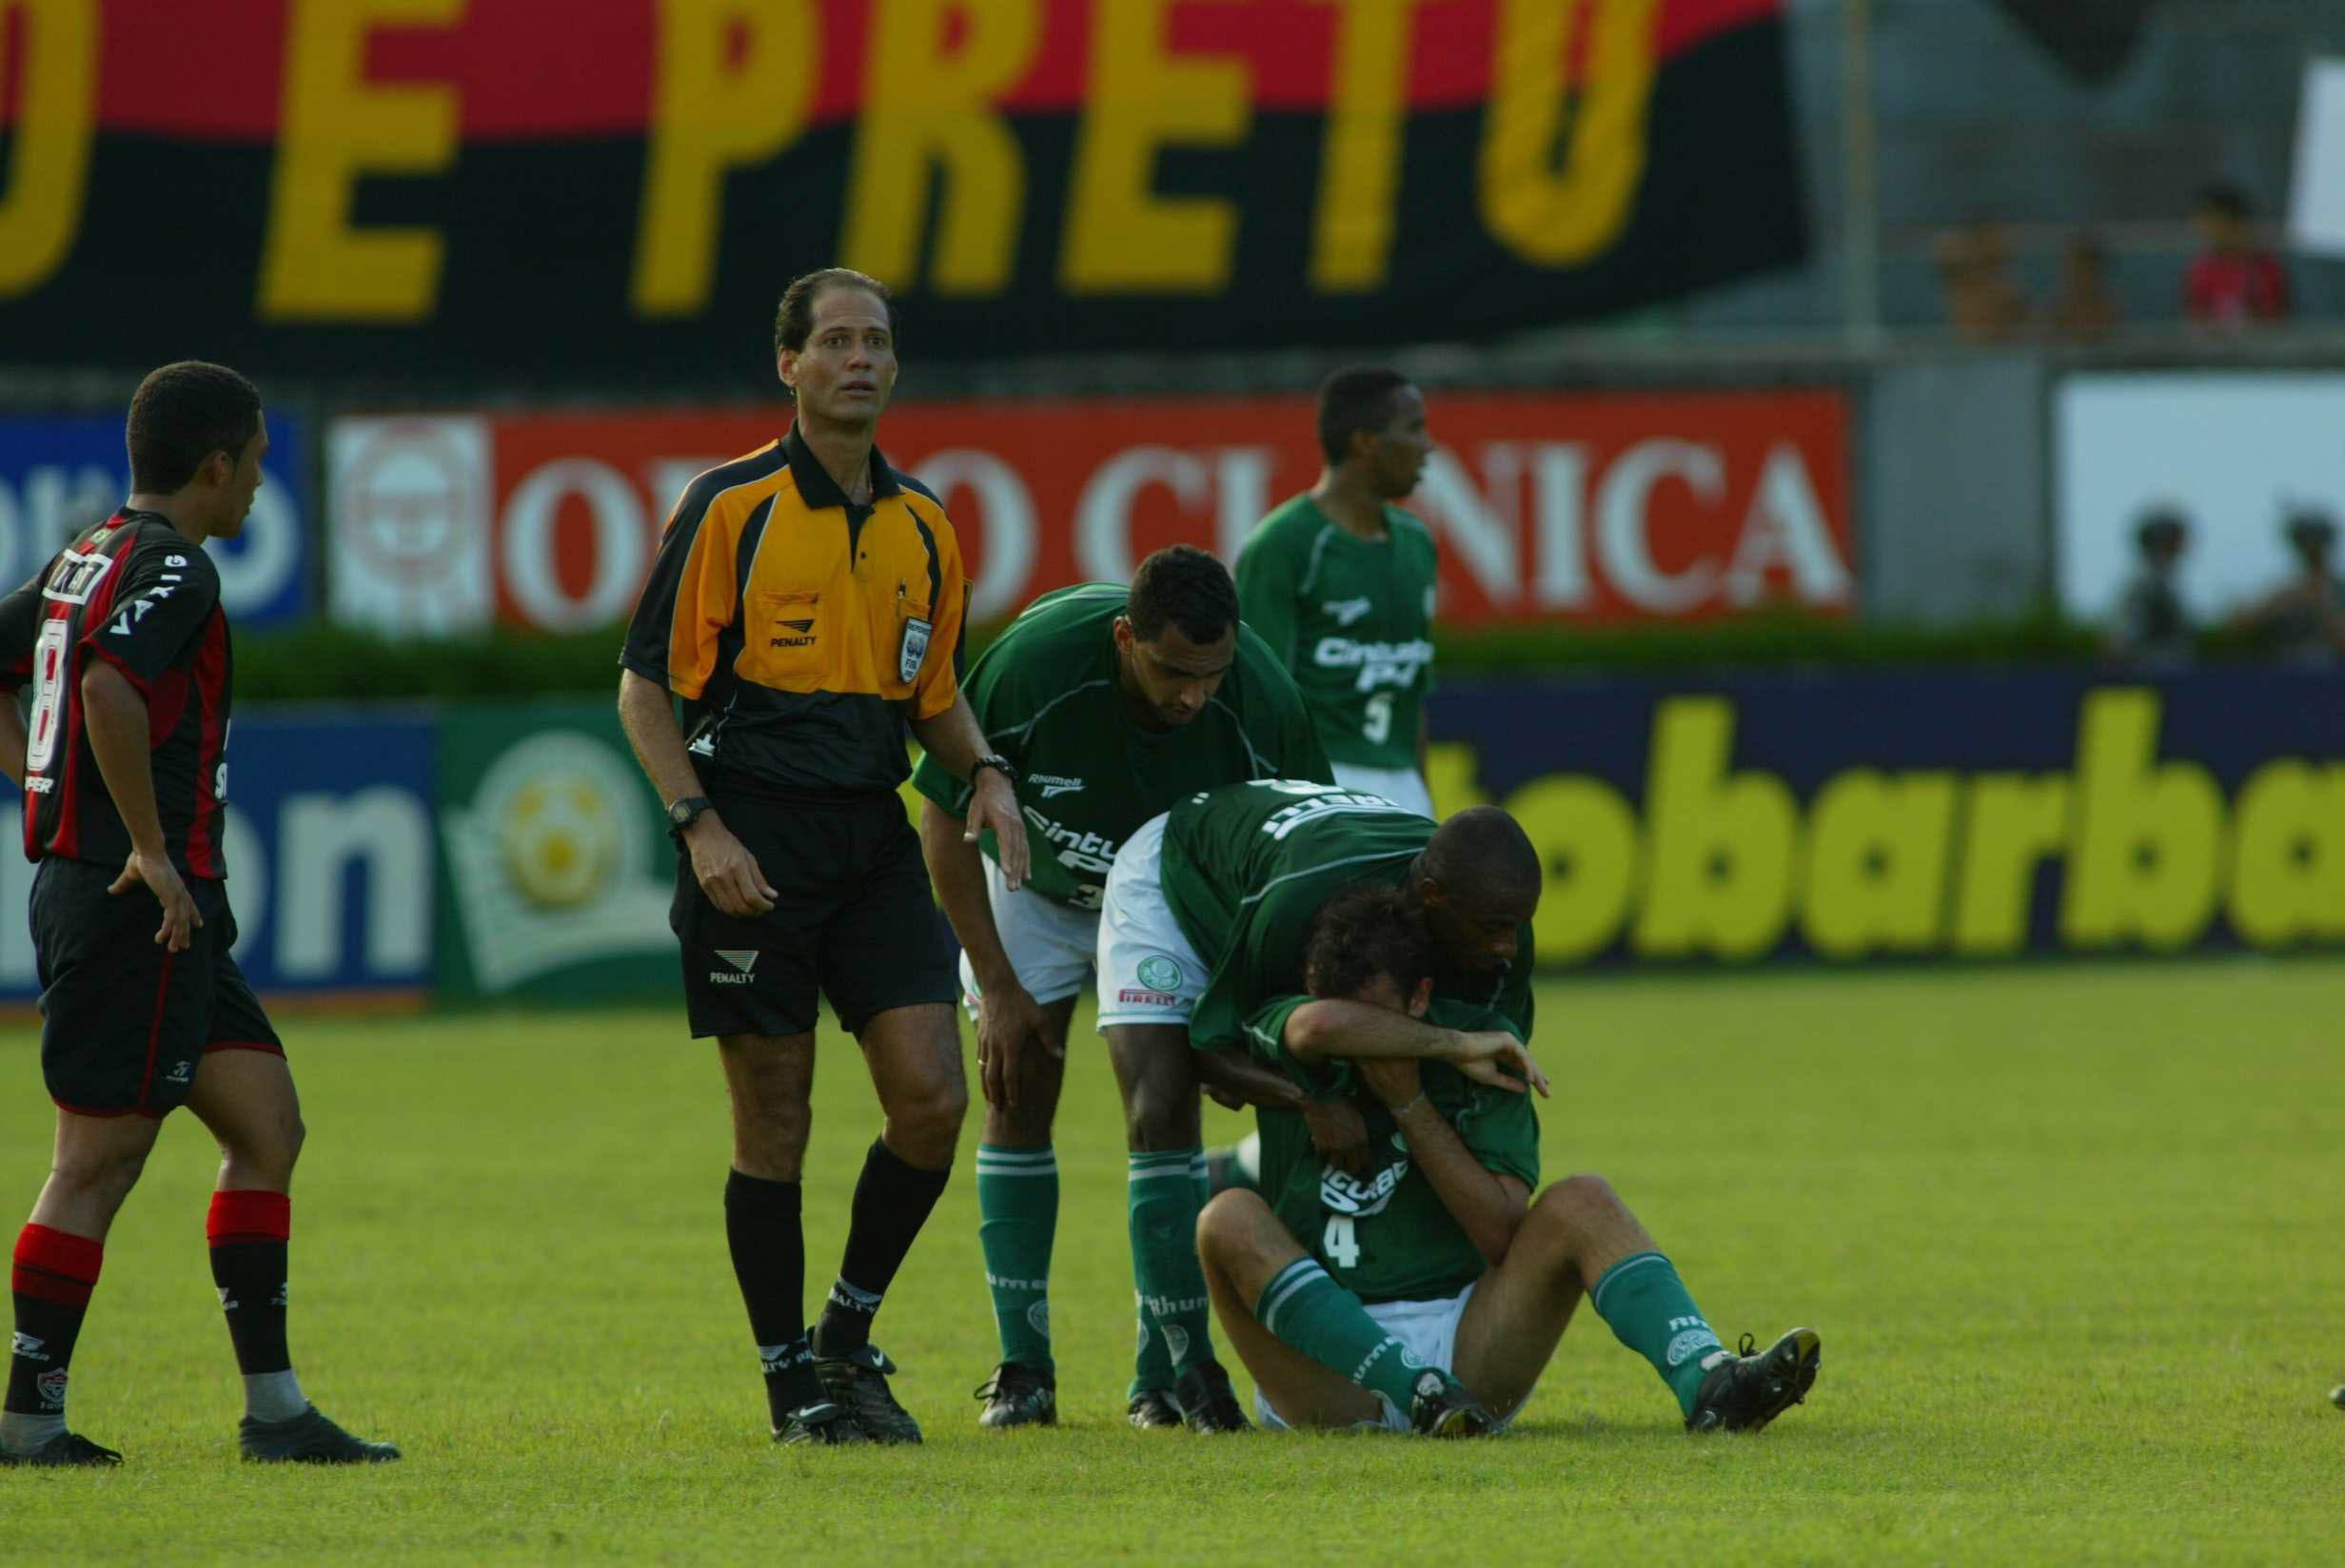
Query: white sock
[
  {"left": 244, "top": 1370, "right": 307, "bottom": 1423},
  {"left": 1, "top": 1409, "right": 67, "bottom": 1454}
]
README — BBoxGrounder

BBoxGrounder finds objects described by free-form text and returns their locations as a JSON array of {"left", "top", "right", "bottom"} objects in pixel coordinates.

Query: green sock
[
  {"left": 975, "top": 1144, "right": 1056, "bottom": 1375},
  {"left": 1255, "top": 1256, "right": 1424, "bottom": 1417},
  {"left": 1588, "top": 1250, "right": 1724, "bottom": 1418},
  {"left": 1128, "top": 1148, "right": 1215, "bottom": 1387}
]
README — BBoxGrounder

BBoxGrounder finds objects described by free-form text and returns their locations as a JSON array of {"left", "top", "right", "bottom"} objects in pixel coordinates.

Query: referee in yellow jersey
[{"left": 618, "top": 268, "right": 1029, "bottom": 1448}]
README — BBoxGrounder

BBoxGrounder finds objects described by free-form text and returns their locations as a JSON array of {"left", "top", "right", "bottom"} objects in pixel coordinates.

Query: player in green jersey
[
  {"left": 1236, "top": 366, "right": 1439, "bottom": 817},
  {"left": 1197, "top": 886, "right": 1824, "bottom": 1436},
  {"left": 912, "top": 548, "right": 1336, "bottom": 1433}
]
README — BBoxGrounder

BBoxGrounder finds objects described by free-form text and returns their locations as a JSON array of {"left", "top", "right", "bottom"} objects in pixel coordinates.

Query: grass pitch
[{"left": 2, "top": 959, "right": 2340, "bottom": 1565}]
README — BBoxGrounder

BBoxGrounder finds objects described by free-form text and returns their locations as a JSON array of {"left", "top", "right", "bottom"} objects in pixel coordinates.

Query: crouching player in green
[{"left": 1196, "top": 885, "right": 1823, "bottom": 1435}]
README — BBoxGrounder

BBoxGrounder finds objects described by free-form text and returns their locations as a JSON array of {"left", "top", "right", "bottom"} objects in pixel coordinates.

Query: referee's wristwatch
[
  {"left": 971, "top": 755, "right": 1016, "bottom": 789},
  {"left": 666, "top": 794, "right": 714, "bottom": 835}
]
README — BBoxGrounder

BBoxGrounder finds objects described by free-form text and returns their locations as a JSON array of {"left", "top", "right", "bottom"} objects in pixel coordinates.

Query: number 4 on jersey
[{"left": 1322, "top": 1214, "right": 1361, "bottom": 1269}]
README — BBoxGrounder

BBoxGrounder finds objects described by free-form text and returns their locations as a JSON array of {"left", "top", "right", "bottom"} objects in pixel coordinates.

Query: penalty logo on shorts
[{"left": 1137, "top": 955, "right": 1183, "bottom": 992}]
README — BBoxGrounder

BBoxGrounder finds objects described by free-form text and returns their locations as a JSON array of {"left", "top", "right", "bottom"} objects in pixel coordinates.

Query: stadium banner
[
  {"left": 0, "top": 0, "right": 1804, "bottom": 376},
  {"left": 0, "top": 413, "right": 312, "bottom": 630},
  {"left": 1427, "top": 667, "right": 2345, "bottom": 966},
  {"left": 324, "top": 390, "right": 1852, "bottom": 633},
  {"left": 0, "top": 711, "right": 435, "bottom": 1002},
  {"left": 2056, "top": 373, "right": 2345, "bottom": 626},
  {"left": 432, "top": 701, "right": 680, "bottom": 1001}
]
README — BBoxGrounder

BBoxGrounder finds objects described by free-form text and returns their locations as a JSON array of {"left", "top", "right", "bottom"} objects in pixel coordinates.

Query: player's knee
[
  {"left": 1121, "top": 1078, "right": 1192, "bottom": 1151},
  {"left": 1532, "top": 1172, "right": 1622, "bottom": 1234},
  {"left": 1194, "top": 1186, "right": 1270, "bottom": 1254},
  {"left": 53, "top": 1142, "right": 150, "bottom": 1204},
  {"left": 888, "top": 1071, "right": 968, "bottom": 1155}
]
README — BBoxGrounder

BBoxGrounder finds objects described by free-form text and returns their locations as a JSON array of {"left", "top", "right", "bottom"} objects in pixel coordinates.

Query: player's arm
[
  {"left": 916, "top": 795, "right": 1054, "bottom": 1108},
  {"left": 81, "top": 660, "right": 201, "bottom": 951},
  {"left": 1278, "top": 997, "right": 1547, "bottom": 1095},
  {"left": 1356, "top": 1057, "right": 1531, "bottom": 1266},
  {"left": 906, "top": 695, "right": 1029, "bottom": 890}
]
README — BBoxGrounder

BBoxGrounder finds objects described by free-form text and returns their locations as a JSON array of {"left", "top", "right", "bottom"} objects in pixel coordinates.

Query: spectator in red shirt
[{"left": 2185, "top": 183, "right": 2289, "bottom": 329}]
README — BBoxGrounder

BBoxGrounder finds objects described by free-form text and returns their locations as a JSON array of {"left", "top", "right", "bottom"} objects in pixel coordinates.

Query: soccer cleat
[
  {"left": 1407, "top": 1370, "right": 1498, "bottom": 1438},
  {"left": 973, "top": 1361, "right": 1057, "bottom": 1429},
  {"left": 1127, "top": 1389, "right": 1184, "bottom": 1430},
  {"left": 0, "top": 1430, "right": 122, "bottom": 1467},
  {"left": 239, "top": 1404, "right": 402, "bottom": 1463},
  {"left": 1172, "top": 1359, "right": 1251, "bottom": 1434},
  {"left": 1685, "top": 1327, "right": 1822, "bottom": 1434},
  {"left": 816, "top": 1343, "right": 922, "bottom": 1445},
  {"left": 773, "top": 1400, "right": 870, "bottom": 1446}
]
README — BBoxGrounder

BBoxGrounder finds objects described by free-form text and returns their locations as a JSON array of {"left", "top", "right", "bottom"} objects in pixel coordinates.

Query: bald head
[{"left": 1421, "top": 807, "right": 1540, "bottom": 901}]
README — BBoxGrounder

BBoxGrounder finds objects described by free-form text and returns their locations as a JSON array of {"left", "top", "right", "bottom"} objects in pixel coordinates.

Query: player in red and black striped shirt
[{"left": 0, "top": 363, "right": 396, "bottom": 1468}]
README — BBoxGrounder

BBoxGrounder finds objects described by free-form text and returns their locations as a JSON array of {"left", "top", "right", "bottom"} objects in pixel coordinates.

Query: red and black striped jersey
[{"left": 0, "top": 509, "right": 233, "bottom": 878}]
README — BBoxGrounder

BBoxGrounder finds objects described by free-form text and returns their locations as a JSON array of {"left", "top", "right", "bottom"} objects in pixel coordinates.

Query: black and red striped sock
[
  {"left": 207, "top": 1190, "right": 291, "bottom": 1375},
  {"left": 6, "top": 1224, "right": 102, "bottom": 1447}
]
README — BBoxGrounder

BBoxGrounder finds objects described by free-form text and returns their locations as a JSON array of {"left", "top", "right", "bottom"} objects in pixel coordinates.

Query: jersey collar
[{"left": 784, "top": 424, "right": 901, "bottom": 511}]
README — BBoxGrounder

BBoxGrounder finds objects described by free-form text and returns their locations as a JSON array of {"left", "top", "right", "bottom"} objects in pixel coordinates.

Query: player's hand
[
  {"left": 975, "top": 977, "right": 1055, "bottom": 1109},
  {"left": 1301, "top": 1097, "right": 1372, "bottom": 1179},
  {"left": 1354, "top": 1054, "right": 1423, "bottom": 1108},
  {"left": 1444, "top": 1030, "right": 1550, "bottom": 1098},
  {"left": 111, "top": 847, "right": 201, "bottom": 951},
  {"left": 966, "top": 769, "right": 1029, "bottom": 891},
  {"left": 684, "top": 813, "right": 776, "bottom": 916}
]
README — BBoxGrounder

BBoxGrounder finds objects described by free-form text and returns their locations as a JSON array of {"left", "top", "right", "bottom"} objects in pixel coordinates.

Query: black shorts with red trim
[
  {"left": 28, "top": 856, "right": 284, "bottom": 1119},
  {"left": 671, "top": 781, "right": 956, "bottom": 1040}
]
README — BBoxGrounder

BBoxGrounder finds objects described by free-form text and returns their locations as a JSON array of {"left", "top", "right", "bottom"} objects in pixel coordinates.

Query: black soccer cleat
[
  {"left": 1127, "top": 1389, "right": 1184, "bottom": 1430},
  {"left": 1407, "top": 1370, "right": 1499, "bottom": 1438},
  {"left": 816, "top": 1343, "right": 921, "bottom": 1444},
  {"left": 239, "top": 1404, "right": 402, "bottom": 1463},
  {"left": 974, "top": 1361, "right": 1057, "bottom": 1429},
  {"left": 1172, "top": 1359, "right": 1251, "bottom": 1434},
  {"left": 1685, "top": 1327, "right": 1822, "bottom": 1434},
  {"left": 0, "top": 1430, "right": 122, "bottom": 1467},
  {"left": 773, "top": 1399, "right": 870, "bottom": 1446}
]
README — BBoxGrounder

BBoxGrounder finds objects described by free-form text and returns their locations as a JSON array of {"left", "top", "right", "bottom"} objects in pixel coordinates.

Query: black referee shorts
[
  {"left": 671, "top": 788, "right": 956, "bottom": 1040},
  {"left": 29, "top": 856, "right": 285, "bottom": 1119}
]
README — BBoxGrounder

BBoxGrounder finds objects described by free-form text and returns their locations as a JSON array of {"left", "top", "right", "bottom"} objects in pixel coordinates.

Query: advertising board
[
  {"left": 326, "top": 392, "right": 1853, "bottom": 633},
  {"left": 0, "top": 711, "right": 435, "bottom": 1002},
  {"left": 0, "top": 414, "right": 312, "bottom": 630}
]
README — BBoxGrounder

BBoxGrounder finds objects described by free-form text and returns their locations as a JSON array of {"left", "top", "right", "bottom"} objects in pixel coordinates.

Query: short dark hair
[
  {"left": 2197, "top": 182, "right": 2251, "bottom": 222},
  {"left": 774, "top": 267, "right": 897, "bottom": 354},
  {"left": 1422, "top": 807, "right": 1542, "bottom": 903},
  {"left": 1316, "top": 365, "right": 1411, "bottom": 466},
  {"left": 1304, "top": 885, "right": 1435, "bottom": 1002},
  {"left": 1126, "top": 545, "right": 1239, "bottom": 643},
  {"left": 126, "top": 362, "right": 261, "bottom": 493}
]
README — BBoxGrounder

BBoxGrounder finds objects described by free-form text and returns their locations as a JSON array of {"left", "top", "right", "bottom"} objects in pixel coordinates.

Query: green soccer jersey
[
  {"left": 1235, "top": 495, "right": 1438, "bottom": 771},
  {"left": 1160, "top": 779, "right": 1535, "bottom": 1056},
  {"left": 910, "top": 585, "right": 1331, "bottom": 911},
  {"left": 1249, "top": 996, "right": 1540, "bottom": 1304}
]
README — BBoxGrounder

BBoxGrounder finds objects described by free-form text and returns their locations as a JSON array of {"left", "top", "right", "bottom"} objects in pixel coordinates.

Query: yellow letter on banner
[
  {"left": 634, "top": 0, "right": 818, "bottom": 317},
  {"left": 841, "top": 0, "right": 1038, "bottom": 294},
  {"left": 1061, "top": 0, "right": 1251, "bottom": 292},
  {"left": 1479, "top": 0, "right": 1656, "bottom": 266},
  {"left": 0, "top": 0, "right": 95, "bottom": 298},
  {"left": 1309, "top": 0, "right": 1423, "bottom": 291},
  {"left": 261, "top": 0, "right": 463, "bottom": 322}
]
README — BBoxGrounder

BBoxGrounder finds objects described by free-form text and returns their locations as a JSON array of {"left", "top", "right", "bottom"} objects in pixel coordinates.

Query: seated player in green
[
  {"left": 912, "top": 547, "right": 1337, "bottom": 1434},
  {"left": 1196, "top": 885, "right": 1823, "bottom": 1435}
]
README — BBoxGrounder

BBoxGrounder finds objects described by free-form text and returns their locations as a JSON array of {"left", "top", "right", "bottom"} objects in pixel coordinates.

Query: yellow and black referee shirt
[{"left": 621, "top": 425, "right": 968, "bottom": 795}]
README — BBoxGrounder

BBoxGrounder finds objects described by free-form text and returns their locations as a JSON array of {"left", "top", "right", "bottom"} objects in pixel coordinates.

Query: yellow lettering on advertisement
[
  {"left": 0, "top": 0, "right": 95, "bottom": 298},
  {"left": 1061, "top": 0, "right": 1251, "bottom": 292},
  {"left": 1950, "top": 774, "right": 2068, "bottom": 956},
  {"left": 634, "top": 0, "right": 818, "bottom": 317},
  {"left": 260, "top": 0, "right": 463, "bottom": 322},
  {"left": 1506, "top": 774, "right": 1638, "bottom": 962},
  {"left": 2060, "top": 690, "right": 2224, "bottom": 951},
  {"left": 2226, "top": 760, "right": 2345, "bottom": 945},
  {"left": 1800, "top": 771, "right": 1957, "bottom": 958},
  {"left": 841, "top": 0, "right": 1038, "bottom": 294},
  {"left": 1309, "top": 0, "right": 1425, "bottom": 290},
  {"left": 1425, "top": 740, "right": 1491, "bottom": 818},
  {"left": 1634, "top": 697, "right": 1797, "bottom": 960},
  {"left": 1480, "top": 0, "right": 1656, "bottom": 266}
]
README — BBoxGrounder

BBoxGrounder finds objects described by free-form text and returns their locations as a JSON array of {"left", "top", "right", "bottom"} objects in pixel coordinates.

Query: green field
[{"left": 2, "top": 961, "right": 2340, "bottom": 1565}]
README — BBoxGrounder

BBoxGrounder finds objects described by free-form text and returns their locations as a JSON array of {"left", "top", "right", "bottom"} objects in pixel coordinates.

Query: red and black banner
[{"left": 0, "top": 0, "right": 1804, "bottom": 381}]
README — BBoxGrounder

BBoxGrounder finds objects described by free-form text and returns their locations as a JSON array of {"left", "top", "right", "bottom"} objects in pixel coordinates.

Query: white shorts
[
  {"left": 1094, "top": 812, "right": 1210, "bottom": 1029},
  {"left": 1330, "top": 761, "right": 1434, "bottom": 819},
  {"left": 957, "top": 860, "right": 1100, "bottom": 1013},
  {"left": 1253, "top": 1279, "right": 1531, "bottom": 1434}
]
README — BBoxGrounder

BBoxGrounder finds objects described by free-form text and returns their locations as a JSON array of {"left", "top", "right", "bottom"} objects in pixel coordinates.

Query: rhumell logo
[
  {"left": 164, "top": 1060, "right": 193, "bottom": 1084},
  {"left": 1322, "top": 597, "right": 1373, "bottom": 627},
  {"left": 10, "top": 1331, "right": 48, "bottom": 1361},
  {"left": 217, "top": 1285, "right": 238, "bottom": 1310}
]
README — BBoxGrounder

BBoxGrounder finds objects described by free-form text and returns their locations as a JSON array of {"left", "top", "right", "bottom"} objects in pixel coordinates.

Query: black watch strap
[
  {"left": 971, "top": 755, "right": 1016, "bottom": 787},
  {"left": 666, "top": 794, "right": 713, "bottom": 833}
]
